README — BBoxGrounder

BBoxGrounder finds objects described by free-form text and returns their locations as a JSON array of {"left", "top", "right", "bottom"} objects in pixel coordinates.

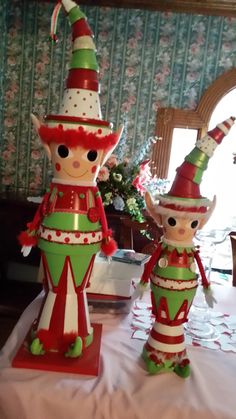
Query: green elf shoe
[
  {"left": 30, "top": 338, "right": 45, "bottom": 356},
  {"left": 142, "top": 347, "right": 165, "bottom": 375},
  {"left": 65, "top": 336, "right": 83, "bottom": 358},
  {"left": 174, "top": 359, "right": 191, "bottom": 378}
]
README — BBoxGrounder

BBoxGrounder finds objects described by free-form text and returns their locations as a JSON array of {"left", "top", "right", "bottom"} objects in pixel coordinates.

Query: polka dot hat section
[{"left": 60, "top": 88, "right": 102, "bottom": 120}]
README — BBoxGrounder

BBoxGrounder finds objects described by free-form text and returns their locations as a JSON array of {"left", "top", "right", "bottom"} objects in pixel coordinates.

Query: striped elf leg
[
  {"left": 143, "top": 318, "right": 190, "bottom": 377},
  {"left": 142, "top": 272, "right": 198, "bottom": 377}
]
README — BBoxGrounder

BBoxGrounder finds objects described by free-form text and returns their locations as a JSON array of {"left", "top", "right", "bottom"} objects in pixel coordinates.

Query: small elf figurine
[
  {"left": 18, "top": 0, "right": 122, "bottom": 358},
  {"left": 140, "top": 117, "right": 235, "bottom": 378}
]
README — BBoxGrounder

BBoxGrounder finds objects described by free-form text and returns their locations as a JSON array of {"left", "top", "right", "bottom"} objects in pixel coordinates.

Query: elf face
[
  {"left": 49, "top": 143, "right": 104, "bottom": 183},
  {"left": 161, "top": 214, "right": 201, "bottom": 243}
]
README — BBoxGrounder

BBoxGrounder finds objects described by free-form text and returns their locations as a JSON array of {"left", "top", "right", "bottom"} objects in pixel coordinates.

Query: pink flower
[
  {"left": 31, "top": 150, "right": 41, "bottom": 160},
  {"left": 154, "top": 73, "right": 165, "bottom": 84},
  {"left": 106, "top": 154, "right": 118, "bottom": 168},
  {"left": 128, "top": 38, "right": 137, "bottom": 49},
  {"left": 97, "top": 166, "right": 110, "bottom": 182},
  {"left": 4, "top": 90, "right": 14, "bottom": 101},
  {"left": 132, "top": 160, "right": 151, "bottom": 196},
  {"left": 2, "top": 176, "right": 12, "bottom": 185},
  {"left": 123, "top": 157, "right": 130, "bottom": 165},
  {"left": 2, "top": 150, "right": 11, "bottom": 160},
  {"left": 126, "top": 67, "right": 136, "bottom": 77},
  {"left": 7, "top": 56, "right": 16, "bottom": 66},
  {"left": 99, "top": 31, "right": 109, "bottom": 41},
  {"left": 8, "top": 82, "right": 18, "bottom": 94},
  {"left": 36, "top": 62, "right": 45, "bottom": 73},
  {"left": 121, "top": 102, "right": 132, "bottom": 112},
  {"left": 7, "top": 143, "right": 16, "bottom": 152},
  {"left": 4, "top": 117, "right": 14, "bottom": 127},
  {"left": 34, "top": 89, "right": 44, "bottom": 99},
  {"left": 29, "top": 181, "right": 41, "bottom": 191},
  {"left": 9, "top": 28, "right": 18, "bottom": 37},
  {"left": 135, "top": 31, "right": 142, "bottom": 40},
  {"left": 128, "top": 95, "right": 136, "bottom": 105}
]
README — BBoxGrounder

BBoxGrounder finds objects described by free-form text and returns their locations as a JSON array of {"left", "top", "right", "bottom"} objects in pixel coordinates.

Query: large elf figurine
[
  {"left": 18, "top": 0, "right": 122, "bottom": 359},
  {"left": 140, "top": 117, "right": 235, "bottom": 378}
]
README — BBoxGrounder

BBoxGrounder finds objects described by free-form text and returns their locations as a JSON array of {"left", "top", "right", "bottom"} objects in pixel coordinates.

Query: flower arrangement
[{"left": 97, "top": 123, "right": 169, "bottom": 222}]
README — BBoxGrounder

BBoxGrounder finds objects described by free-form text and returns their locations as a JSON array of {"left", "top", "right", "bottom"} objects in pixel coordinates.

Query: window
[{"left": 201, "top": 90, "right": 236, "bottom": 229}]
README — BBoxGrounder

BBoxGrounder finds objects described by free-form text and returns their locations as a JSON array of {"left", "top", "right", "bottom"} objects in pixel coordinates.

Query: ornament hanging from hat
[{"left": 139, "top": 117, "right": 235, "bottom": 378}]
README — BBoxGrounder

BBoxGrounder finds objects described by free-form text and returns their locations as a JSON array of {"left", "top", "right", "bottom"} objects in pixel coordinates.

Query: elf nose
[
  {"left": 73, "top": 160, "right": 80, "bottom": 169},
  {"left": 178, "top": 228, "right": 185, "bottom": 235}
]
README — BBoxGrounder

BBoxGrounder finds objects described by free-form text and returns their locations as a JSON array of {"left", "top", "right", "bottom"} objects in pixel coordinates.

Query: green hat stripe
[
  {"left": 193, "top": 167, "right": 203, "bottom": 184},
  {"left": 70, "top": 50, "right": 99, "bottom": 71},
  {"left": 68, "top": 6, "right": 86, "bottom": 25},
  {"left": 185, "top": 147, "right": 209, "bottom": 170}
]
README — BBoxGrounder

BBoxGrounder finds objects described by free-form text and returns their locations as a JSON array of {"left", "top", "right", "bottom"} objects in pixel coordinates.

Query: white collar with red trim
[{"left": 52, "top": 177, "right": 96, "bottom": 187}]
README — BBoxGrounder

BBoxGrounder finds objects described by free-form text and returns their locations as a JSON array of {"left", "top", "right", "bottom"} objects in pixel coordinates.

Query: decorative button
[
  {"left": 58, "top": 191, "right": 64, "bottom": 198},
  {"left": 158, "top": 258, "right": 168, "bottom": 268},
  {"left": 79, "top": 193, "right": 85, "bottom": 199},
  {"left": 88, "top": 207, "right": 99, "bottom": 223}
]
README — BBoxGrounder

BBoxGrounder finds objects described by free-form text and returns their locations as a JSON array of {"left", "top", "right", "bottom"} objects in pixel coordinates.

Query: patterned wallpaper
[{"left": 0, "top": 0, "right": 236, "bottom": 194}]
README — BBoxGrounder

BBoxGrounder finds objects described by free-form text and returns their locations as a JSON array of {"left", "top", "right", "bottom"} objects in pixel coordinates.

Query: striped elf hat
[
  {"left": 156, "top": 117, "right": 235, "bottom": 218},
  {"left": 39, "top": 0, "right": 121, "bottom": 150}
]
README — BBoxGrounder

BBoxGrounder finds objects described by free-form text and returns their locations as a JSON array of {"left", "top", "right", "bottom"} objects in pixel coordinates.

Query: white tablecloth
[{"left": 0, "top": 285, "right": 236, "bottom": 419}]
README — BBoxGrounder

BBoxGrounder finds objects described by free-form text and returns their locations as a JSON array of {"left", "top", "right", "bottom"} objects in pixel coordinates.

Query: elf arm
[
  {"left": 95, "top": 190, "right": 117, "bottom": 256},
  {"left": 194, "top": 249, "right": 216, "bottom": 308},
  {"left": 193, "top": 249, "right": 210, "bottom": 288},
  {"left": 140, "top": 242, "right": 163, "bottom": 285},
  {"left": 18, "top": 190, "right": 51, "bottom": 250}
]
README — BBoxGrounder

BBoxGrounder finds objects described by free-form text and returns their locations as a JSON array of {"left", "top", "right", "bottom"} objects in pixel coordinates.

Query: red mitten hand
[{"left": 101, "top": 236, "right": 117, "bottom": 256}]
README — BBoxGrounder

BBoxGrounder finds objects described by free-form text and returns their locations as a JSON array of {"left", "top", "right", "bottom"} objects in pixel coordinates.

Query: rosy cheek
[
  {"left": 91, "top": 165, "right": 97, "bottom": 173},
  {"left": 55, "top": 163, "right": 61, "bottom": 172}
]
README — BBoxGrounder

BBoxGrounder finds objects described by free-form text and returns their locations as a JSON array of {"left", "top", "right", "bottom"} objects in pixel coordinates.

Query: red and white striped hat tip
[
  {"left": 216, "top": 116, "right": 235, "bottom": 135},
  {"left": 223, "top": 116, "right": 235, "bottom": 127}
]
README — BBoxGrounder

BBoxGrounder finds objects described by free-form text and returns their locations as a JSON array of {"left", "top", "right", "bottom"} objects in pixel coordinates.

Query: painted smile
[{"left": 64, "top": 169, "right": 88, "bottom": 178}]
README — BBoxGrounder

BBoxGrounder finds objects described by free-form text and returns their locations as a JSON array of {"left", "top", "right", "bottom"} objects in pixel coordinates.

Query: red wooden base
[{"left": 12, "top": 323, "right": 102, "bottom": 376}]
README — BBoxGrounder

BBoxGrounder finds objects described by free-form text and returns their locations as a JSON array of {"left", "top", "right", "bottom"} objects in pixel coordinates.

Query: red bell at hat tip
[{"left": 208, "top": 116, "right": 235, "bottom": 145}]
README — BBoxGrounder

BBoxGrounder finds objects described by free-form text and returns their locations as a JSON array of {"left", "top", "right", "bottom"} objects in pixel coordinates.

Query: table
[{"left": 0, "top": 285, "right": 236, "bottom": 419}]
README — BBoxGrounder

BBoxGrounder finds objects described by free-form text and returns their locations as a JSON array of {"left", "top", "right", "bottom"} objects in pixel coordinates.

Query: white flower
[
  {"left": 113, "top": 196, "right": 125, "bottom": 211},
  {"left": 112, "top": 173, "right": 122, "bottom": 182},
  {"left": 126, "top": 197, "right": 139, "bottom": 211},
  {"left": 104, "top": 192, "right": 113, "bottom": 206}
]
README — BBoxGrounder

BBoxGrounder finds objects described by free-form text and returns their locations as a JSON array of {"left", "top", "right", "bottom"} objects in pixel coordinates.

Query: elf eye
[
  {"left": 57, "top": 145, "right": 70, "bottom": 158},
  {"left": 87, "top": 150, "right": 98, "bottom": 162},
  {"left": 191, "top": 220, "right": 199, "bottom": 229},
  {"left": 168, "top": 217, "right": 176, "bottom": 227}
]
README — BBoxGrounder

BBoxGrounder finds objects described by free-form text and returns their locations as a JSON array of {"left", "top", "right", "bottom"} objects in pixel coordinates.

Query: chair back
[
  {"left": 229, "top": 232, "right": 236, "bottom": 286},
  {"left": 120, "top": 215, "right": 162, "bottom": 254}
]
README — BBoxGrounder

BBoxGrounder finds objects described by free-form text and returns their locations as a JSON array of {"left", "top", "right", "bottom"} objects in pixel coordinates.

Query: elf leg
[
  {"left": 30, "top": 248, "right": 96, "bottom": 356},
  {"left": 142, "top": 281, "right": 196, "bottom": 377}
]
